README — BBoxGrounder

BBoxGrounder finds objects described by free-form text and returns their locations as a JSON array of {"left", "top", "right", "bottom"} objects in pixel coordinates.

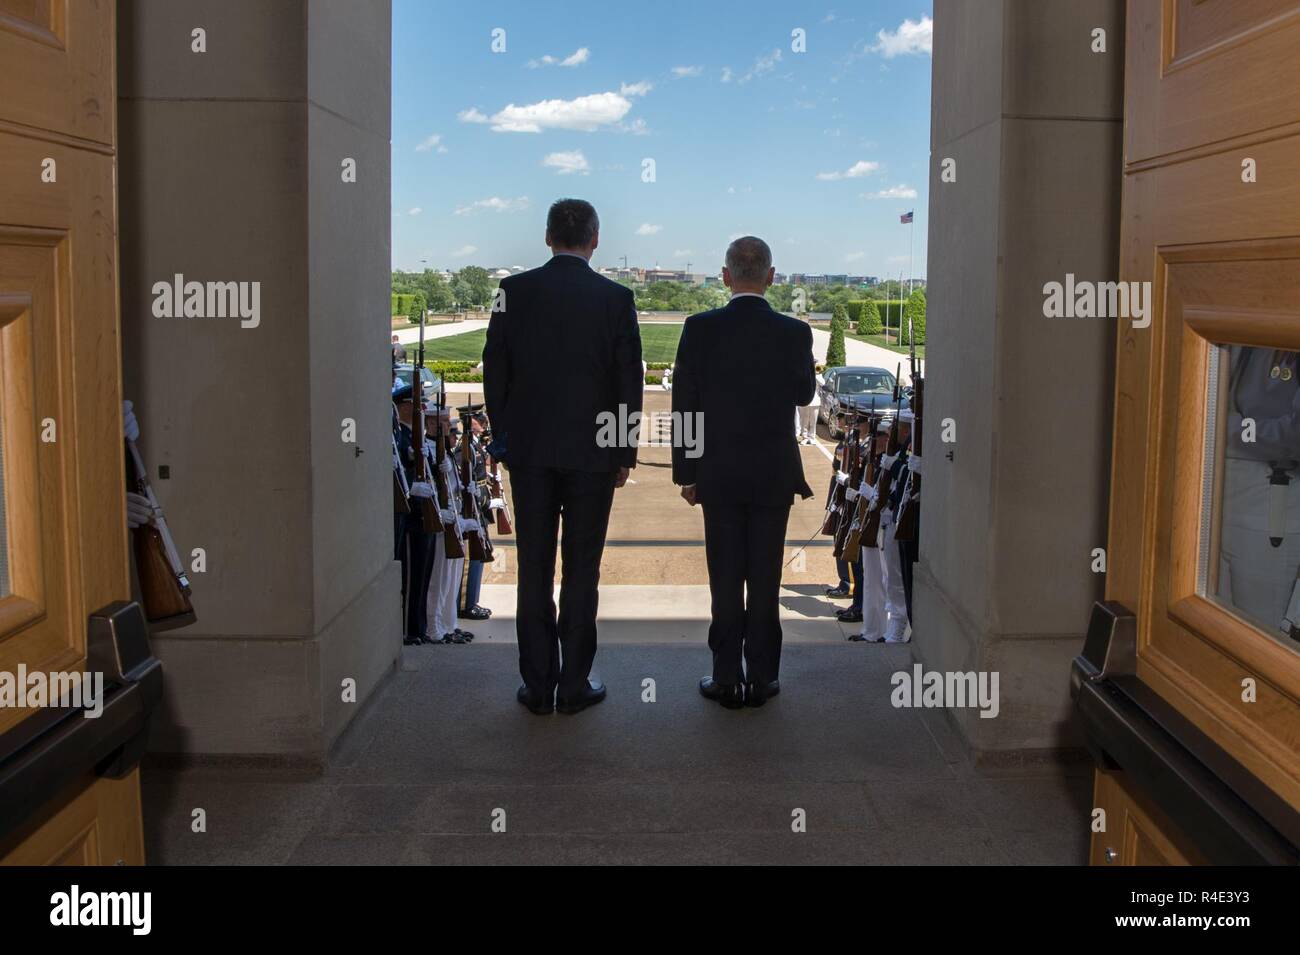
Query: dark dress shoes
[
  {"left": 459, "top": 606, "right": 491, "bottom": 620},
  {"left": 556, "top": 679, "right": 607, "bottom": 715},
  {"left": 825, "top": 585, "right": 851, "bottom": 598},
  {"left": 746, "top": 679, "right": 781, "bottom": 707},
  {"left": 699, "top": 677, "right": 746, "bottom": 709},
  {"left": 454, "top": 628, "right": 474, "bottom": 642},
  {"left": 402, "top": 634, "right": 423, "bottom": 646},
  {"left": 837, "top": 608, "right": 864, "bottom": 623},
  {"left": 516, "top": 684, "right": 554, "bottom": 715}
]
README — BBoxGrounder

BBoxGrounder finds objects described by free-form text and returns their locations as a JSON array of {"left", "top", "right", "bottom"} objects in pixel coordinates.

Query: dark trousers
[
  {"left": 401, "top": 513, "right": 434, "bottom": 641},
  {"left": 899, "top": 536, "right": 917, "bottom": 622},
  {"left": 459, "top": 559, "right": 483, "bottom": 612},
  {"left": 510, "top": 465, "right": 617, "bottom": 697},
  {"left": 848, "top": 550, "right": 865, "bottom": 611},
  {"left": 701, "top": 499, "right": 792, "bottom": 686}
]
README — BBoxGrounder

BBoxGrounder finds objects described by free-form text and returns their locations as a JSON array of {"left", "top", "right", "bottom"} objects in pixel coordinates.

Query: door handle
[{"left": 0, "top": 601, "right": 163, "bottom": 842}]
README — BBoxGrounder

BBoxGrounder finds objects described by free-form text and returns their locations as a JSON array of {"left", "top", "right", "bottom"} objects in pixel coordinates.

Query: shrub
[
  {"left": 902, "top": 288, "right": 926, "bottom": 344},
  {"left": 856, "top": 299, "right": 882, "bottom": 335},
  {"left": 826, "top": 304, "right": 848, "bottom": 367},
  {"left": 406, "top": 291, "right": 427, "bottom": 325}
]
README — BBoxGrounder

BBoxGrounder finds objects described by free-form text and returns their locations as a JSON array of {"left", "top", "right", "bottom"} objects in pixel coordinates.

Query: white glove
[
  {"left": 489, "top": 497, "right": 506, "bottom": 509},
  {"left": 881, "top": 453, "right": 898, "bottom": 469},
  {"left": 123, "top": 400, "right": 140, "bottom": 442},
  {"left": 409, "top": 481, "right": 434, "bottom": 499},
  {"left": 439, "top": 507, "right": 458, "bottom": 524},
  {"left": 439, "top": 456, "right": 454, "bottom": 476},
  {"left": 908, "top": 455, "right": 921, "bottom": 475},
  {"left": 845, "top": 487, "right": 859, "bottom": 502},
  {"left": 835, "top": 470, "right": 850, "bottom": 485},
  {"left": 126, "top": 491, "right": 151, "bottom": 529},
  {"left": 458, "top": 517, "right": 481, "bottom": 534}
]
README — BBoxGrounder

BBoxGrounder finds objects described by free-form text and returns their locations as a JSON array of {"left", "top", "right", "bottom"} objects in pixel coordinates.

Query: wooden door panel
[
  {"left": 0, "top": 0, "right": 112, "bottom": 146},
  {"left": 0, "top": 770, "right": 145, "bottom": 866},
  {"left": 0, "top": 0, "right": 138, "bottom": 861},
  {"left": 1104, "top": 0, "right": 1300, "bottom": 853},
  {"left": 1127, "top": 0, "right": 1300, "bottom": 164}
]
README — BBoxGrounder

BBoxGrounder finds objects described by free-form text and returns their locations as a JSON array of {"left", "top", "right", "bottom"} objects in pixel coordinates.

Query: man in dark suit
[
  {"left": 672, "top": 236, "right": 816, "bottom": 708},
  {"left": 483, "top": 199, "right": 643, "bottom": 715}
]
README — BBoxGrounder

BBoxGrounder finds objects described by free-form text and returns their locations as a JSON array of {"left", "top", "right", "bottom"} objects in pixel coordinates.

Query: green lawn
[
  {"left": 846, "top": 331, "right": 925, "bottom": 359},
  {"left": 418, "top": 322, "right": 685, "bottom": 364}
]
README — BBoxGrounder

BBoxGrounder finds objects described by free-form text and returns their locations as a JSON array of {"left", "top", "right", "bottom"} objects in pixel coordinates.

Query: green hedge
[{"left": 391, "top": 293, "right": 417, "bottom": 316}]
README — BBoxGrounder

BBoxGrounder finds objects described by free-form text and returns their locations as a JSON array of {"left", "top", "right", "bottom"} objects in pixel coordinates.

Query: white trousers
[
  {"left": 861, "top": 509, "right": 908, "bottom": 639},
  {"left": 426, "top": 532, "right": 465, "bottom": 638}
]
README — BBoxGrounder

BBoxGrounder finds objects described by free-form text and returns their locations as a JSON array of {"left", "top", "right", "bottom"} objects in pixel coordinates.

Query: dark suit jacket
[
  {"left": 483, "top": 255, "right": 643, "bottom": 472},
  {"left": 671, "top": 296, "right": 816, "bottom": 505}
]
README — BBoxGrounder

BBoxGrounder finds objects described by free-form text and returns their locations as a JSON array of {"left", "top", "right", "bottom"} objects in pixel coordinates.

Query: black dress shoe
[
  {"left": 825, "top": 585, "right": 851, "bottom": 598},
  {"left": 402, "top": 634, "right": 423, "bottom": 646},
  {"left": 556, "top": 679, "right": 606, "bottom": 714},
  {"left": 699, "top": 677, "right": 746, "bottom": 709},
  {"left": 454, "top": 628, "right": 474, "bottom": 642},
  {"left": 446, "top": 631, "right": 468, "bottom": 644},
  {"left": 837, "top": 608, "right": 864, "bottom": 623},
  {"left": 517, "top": 685, "right": 554, "bottom": 715},
  {"left": 459, "top": 606, "right": 490, "bottom": 620},
  {"left": 746, "top": 679, "right": 781, "bottom": 707}
]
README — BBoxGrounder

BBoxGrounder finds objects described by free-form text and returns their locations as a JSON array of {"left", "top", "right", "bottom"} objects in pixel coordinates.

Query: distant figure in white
[
  {"left": 661, "top": 363, "right": 673, "bottom": 391},
  {"left": 797, "top": 375, "right": 821, "bottom": 445}
]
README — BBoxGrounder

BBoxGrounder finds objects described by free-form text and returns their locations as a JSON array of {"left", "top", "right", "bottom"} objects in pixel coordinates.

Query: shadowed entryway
[{"left": 141, "top": 642, "right": 1090, "bottom": 865}]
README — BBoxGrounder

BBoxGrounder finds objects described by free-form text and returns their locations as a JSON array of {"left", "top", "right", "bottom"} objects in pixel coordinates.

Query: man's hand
[
  {"left": 680, "top": 484, "right": 697, "bottom": 507},
  {"left": 615, "top": 466, "right": 630, "bottom": 489},
  {"left": 126, "top": 491, "right": 151, "bottom": 529}
]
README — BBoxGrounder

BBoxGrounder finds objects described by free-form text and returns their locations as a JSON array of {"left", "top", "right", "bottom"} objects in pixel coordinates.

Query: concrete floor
[{"left": 142, "top": 641, "right": 1092, "bottom": 865}]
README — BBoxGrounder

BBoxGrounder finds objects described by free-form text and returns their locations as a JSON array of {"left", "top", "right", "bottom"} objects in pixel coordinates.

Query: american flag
[{"left": 899, "top": 210, "right": 914, "bottom": 224}]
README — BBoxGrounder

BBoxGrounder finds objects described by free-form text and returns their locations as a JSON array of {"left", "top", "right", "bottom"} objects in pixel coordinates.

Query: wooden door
[
  {"left": 0, "top": 0, "right": 144, "bottom": 864},
  {"left": 1100, "top": 0, "right": 1300, "bottom": 860}
]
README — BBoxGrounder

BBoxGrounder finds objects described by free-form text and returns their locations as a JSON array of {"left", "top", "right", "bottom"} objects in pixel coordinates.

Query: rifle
[
  {"left": 821, "top": 422, "right": 851, "bottom": 537},
  {"left": 841, "top": 412, "right": 881, "bottom": 561},
  {"left": 392, "top": 413, "right": 411, "bottom": 515},
  {"left": 432, "top": 378, "right": 465, "bottom": 559},
  {"left": 412, "top": 312, "right": 456, "bottom": 554},
  {"left": 893, "top": 361, "right": 923, "bottom": 542},
  {"left": 458, "top": 418, "right": 494, "bottom": 563},
  {"left": 832, "top": 411, "right": 865, "bottom": 558},
  {"left": 483, "top": 431, "right": 513, "bottom": 535},
  {"left": 125, "top": 438, "right": 196, "bottom": 630},
  {"left": 862, "top": 364, "right": 905, "bottom": 545}
]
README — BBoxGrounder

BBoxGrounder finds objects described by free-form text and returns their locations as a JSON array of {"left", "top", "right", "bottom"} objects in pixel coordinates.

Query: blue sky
[{"left": 392, "top": 0, "right": 932, "bottom": 279}]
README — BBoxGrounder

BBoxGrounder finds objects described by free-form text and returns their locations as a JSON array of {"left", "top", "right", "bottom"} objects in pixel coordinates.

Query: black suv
[{"left": 818, "top": 366, "right": 906, "bottom": 437}]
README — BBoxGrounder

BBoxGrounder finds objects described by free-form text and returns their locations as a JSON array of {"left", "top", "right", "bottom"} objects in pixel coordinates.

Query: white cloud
[
  {"left": 671, "top": 65, "right": 703, "bottom": 78},
  {"left": 636, "top": 223, "right": 663, "bottom": 235},
  {"left": 452, "top": 245, "right": 478, "bottom": 258},
  {"left": 620, "top": 80, "right": 653, "bottom": 97},
  {"left": 528, "top": 47, "right": 590, "bottom": 68},
  {"left": 542, "top": 150, "right": 590, "bottom": 175},
  {"left": 720, "top": 67, "right": 734, "bottom": 83},
  {"left": 873, "top": 15, "right": 932, "bottom": 58},
  {"left": 618, "top": 117, "right": 649, "bottom": 135},
  {"left": 414, "top": 133, "right": 445, "bottom": 153},
  {"left": 458, "top": 91, "right": 635, "bottom": 133},
  {"left": 407, "top": 206, "right": 423, "bottom": 216},
  {"left": 454, "top": 196, "right": 531, "bottom": 216},
  {"left": 673, "top": 249, "right": 693, "bottom": 257},
  {"left": 817, "top": 160, "right": 880, "bottom": 181},
  {"left": 738, "top": 48, "right": 782, "bottom": 84},
  {"left": 844, "top": 251, "right": 866, "bottom": 262},
  {"left": 860, "top": 184, "right": 918, "bottom": 200}
]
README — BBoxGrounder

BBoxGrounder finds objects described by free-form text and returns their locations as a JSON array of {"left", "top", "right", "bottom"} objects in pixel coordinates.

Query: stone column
[
  {"left": 915, "top": 0, "right": 1123, "bottom": 762},
  {"left": 117, "top": 0, "right": 398, "bottom": 764}
]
